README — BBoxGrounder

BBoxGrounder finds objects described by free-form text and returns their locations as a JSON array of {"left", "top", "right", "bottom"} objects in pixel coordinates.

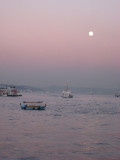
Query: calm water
[{"left": 0, "top": 91, "right": 120, "bottom": 160}]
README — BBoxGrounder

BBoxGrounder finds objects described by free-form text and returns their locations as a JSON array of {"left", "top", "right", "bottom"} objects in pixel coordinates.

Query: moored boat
[
  {"left": 115, "top": 93, "right": 120, "bottom": 97},
  {"left": 62, "top": 82, "right": 73, "bottom": 98},
  {"left": 21, "top": 101, "right": 47, "bottom": 110},
  {"left": 0, "top": 86, "right": 22, "bottom": 96}
]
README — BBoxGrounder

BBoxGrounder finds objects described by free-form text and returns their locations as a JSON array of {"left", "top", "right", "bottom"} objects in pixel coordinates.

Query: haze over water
[
  {"left": 0, "top": 91, "right": 120, "bottom": 160},
  {"left": 0, "top": 0, "right": 120, "bottom": 88}
]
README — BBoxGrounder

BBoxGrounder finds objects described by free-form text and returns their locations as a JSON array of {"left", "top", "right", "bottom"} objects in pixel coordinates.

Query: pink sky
[{"left": 0, "top": 0, "right": 120, "bottom": 88}]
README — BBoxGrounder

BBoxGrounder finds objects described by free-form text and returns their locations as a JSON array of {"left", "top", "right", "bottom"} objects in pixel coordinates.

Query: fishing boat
[
  {"left": 21, "top": 101, "right": 47, "bottom": 110},
  {"left": 62, "top": 82, "right": 73, "bottom": 98}
]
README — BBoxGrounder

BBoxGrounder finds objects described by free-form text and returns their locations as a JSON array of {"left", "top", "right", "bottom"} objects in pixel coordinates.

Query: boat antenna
[{"left": 66, "top": 81, "right": 69, "bottom": 91}]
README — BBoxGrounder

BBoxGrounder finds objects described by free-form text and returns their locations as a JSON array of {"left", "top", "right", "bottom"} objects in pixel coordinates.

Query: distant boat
[
  {"left": 20, "top": 101, "right": 47, "bottom": 110},
  {"left": 0, "top": 86, "right": 22, "bottom": 97},
  {"left": 115, "top": 92, "right": 120, "bottom": 97},
  {"left": 62, "top": 82, "right": 73, "bottom": 98}
]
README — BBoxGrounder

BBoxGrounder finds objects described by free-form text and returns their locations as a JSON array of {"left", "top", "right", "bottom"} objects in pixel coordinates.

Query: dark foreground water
[{"left": 0, "top": 91, "right": 120, "bottom": 160}]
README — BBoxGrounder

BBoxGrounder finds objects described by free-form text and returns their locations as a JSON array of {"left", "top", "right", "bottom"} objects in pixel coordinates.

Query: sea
[{"left": 0, "top": 89, "right": 120, "bottom": 160}]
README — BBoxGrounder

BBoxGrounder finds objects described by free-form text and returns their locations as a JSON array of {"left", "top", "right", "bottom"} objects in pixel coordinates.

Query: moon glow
[{"left": 89, "top": 31, "right": 94, "bottom": 37}]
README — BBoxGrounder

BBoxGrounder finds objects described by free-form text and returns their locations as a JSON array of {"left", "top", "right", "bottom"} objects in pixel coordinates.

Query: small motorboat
[{"left": 20, "top": 101, "right": 47, "bottom": 110}]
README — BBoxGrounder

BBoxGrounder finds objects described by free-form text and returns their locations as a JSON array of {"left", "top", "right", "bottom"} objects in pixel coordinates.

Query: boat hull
[
  {"left": 62, "top": 91, "right": 73, "bottom": 98},
  {"left": 7, "top": 94, "right": 22, "bottom": 97},
  {"left": 62, "top": 95, "right": 73, "bottom": 98},
  {"left": 21, "top": 105, "right": 46, "bottom": 110}
]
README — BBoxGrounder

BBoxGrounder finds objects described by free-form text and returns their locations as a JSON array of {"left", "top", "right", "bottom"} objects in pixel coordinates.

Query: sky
[{"left": 0, "top": 0, "right": 120, "bottom": 89}]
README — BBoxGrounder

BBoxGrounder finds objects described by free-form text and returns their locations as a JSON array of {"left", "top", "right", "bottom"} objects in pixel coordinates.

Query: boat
[
  {"left": 21, "top": 101, "right": 47, "bottom": 110},
  {"left": 62, "top": 82, "right": 73, "bottom": 98},
  {"left": 115, "top": 92, "right": 120, "bottom": 97},
  {"left": 0, "top": 86, "right": 22, "bottom": 97}
]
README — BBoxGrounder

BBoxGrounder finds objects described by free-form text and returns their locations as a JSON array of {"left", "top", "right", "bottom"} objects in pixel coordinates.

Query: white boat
[
  {"left": 0, "top": 86, "right": 22, "bottom": 97},
  {"left": 62, "top": 82, "right": 73, "bottom": 98}
]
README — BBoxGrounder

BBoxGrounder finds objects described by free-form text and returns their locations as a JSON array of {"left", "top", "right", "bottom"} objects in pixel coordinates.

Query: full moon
[{"left": 89, "top": 31, "right": 94, "bottom": 37}]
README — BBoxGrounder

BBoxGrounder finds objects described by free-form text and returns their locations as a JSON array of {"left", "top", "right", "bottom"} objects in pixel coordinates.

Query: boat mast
[{"left": 66, "top": 81, "right": 69, "bottom": 91}]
